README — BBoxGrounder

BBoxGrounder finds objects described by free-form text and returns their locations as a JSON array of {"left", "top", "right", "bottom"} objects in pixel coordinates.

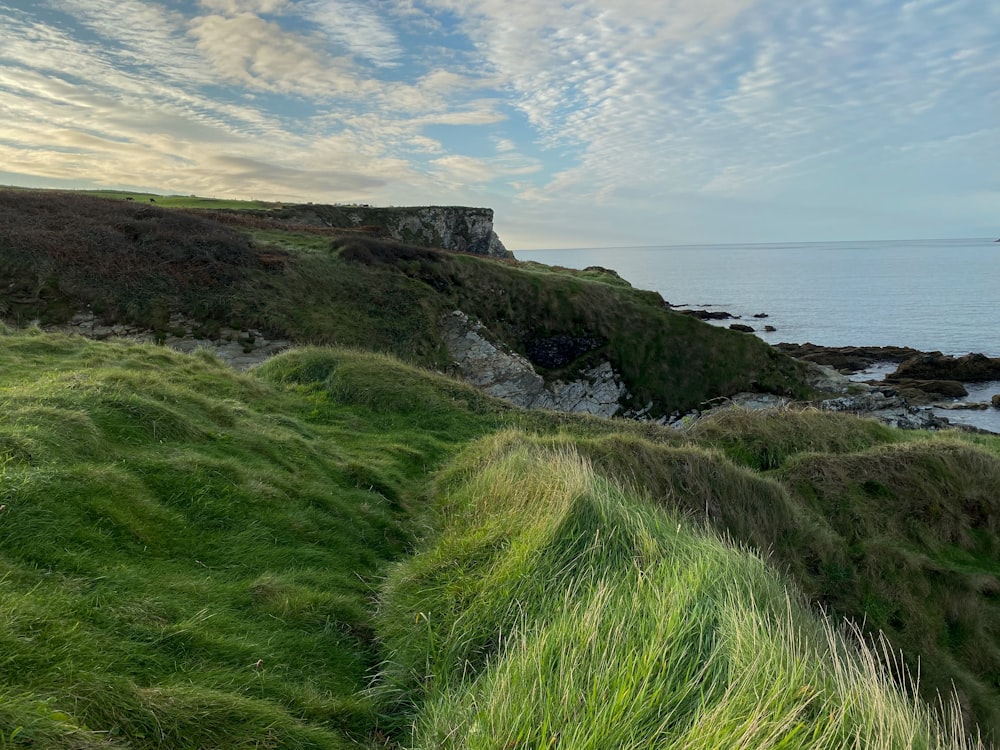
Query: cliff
[{"left": 262, "top": 203, "right": 510, "bottom": 257}]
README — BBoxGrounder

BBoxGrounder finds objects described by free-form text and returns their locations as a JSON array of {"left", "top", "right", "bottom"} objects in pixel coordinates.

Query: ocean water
[{"left": 517, "top": 238, "right": 1000, "bottom": 432}]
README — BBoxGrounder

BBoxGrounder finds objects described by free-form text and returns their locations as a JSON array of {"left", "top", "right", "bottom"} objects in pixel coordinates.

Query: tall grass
[{"left": 376, "top": 433, "right": 984, "bottom": 748}]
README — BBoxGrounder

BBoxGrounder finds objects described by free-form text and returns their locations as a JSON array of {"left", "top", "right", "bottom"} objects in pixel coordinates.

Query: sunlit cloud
[{"left": 0, "top": 0, "right": 996, "bottom": 246}]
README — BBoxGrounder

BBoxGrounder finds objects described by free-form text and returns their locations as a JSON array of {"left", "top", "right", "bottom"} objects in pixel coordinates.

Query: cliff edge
[{"left": 262, "top": 203, "right": 510, "bottom": 258}]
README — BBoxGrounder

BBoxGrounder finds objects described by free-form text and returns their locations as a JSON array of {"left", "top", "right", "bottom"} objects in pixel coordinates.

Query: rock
[
  {"left": 440, "top": 310, "right": 628, "bottom": 418},
  {"left": 801, "top": 363, "right": 854, "bottom": 394},
  {"left": 264, "top": 204, "right": 511, "bottom": 257},
  {"left": 764, "top": 325, "right": 777, "bottom": 332},
  {"left": 889, "top": 352, "right": 1000, "bottom": 383},
  {"left": 992, "top": 394, "right": 1000, "bottom": 408},
  {"left": 773, "top": 343, "right": 923, "bottom": 373},
  {"left": 525, "top": 334, "right": 603, "bottom": 369},
  {"left": 679, "top": 309, "right": 736, "bottom": 320},
  {"left": 820, "top": 390, "right": 950, "bottom": 430},
  {"left": 890, "top": 378, "right": 968, "bottom": 400},
  {"left": 821, "top": 391, "right": 906, "bottom": 413},
  {"left": 729, "top": 324, "right": 754, "bottom": 333},
  {"left": 752, "top": 313, "right": 769, "bottom": 319}
]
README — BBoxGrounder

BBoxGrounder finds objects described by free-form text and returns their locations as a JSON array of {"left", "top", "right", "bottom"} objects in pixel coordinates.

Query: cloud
[{"left": 189, "top": 13, "right": 375, "bottom": 98}]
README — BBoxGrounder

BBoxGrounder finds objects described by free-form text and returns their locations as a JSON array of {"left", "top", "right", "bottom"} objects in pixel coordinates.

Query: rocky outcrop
[
  {"left": 265, "top": 204, "right": 509, "bottom": 257},
  {"left": 774, "top": 343, "right": 924, "bottom": 372},
  {"left": 525, "top": 334, "right": 603, "bottom": 369},
  {"left": 679, "top": 309, "right": 736, "bottom": 320},
  {"left": 818, "top": 390, "right": 950, "bottom": 430},
  {"left": 46, "top": 312, "right": 290, "bottom": 370},
  {"left": 439, "top": 310, "right": 627, "bottom": 417},
  {"left": 889, "top": 352, "right": 1000, "bottom": 383}
]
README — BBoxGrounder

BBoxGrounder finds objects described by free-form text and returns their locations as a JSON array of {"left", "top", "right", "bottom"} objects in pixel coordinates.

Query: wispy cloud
[{"left": 0, "top": 0, "right": 996, "bottom": 245}]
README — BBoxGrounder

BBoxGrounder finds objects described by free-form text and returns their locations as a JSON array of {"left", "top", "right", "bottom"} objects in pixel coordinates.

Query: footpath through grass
[{"left": 0, "top": 330, "right": 512, "bottom": 748}]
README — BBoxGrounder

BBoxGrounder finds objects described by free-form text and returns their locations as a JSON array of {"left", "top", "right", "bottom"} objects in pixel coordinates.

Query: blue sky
[{"left": 0, "top": 0, "right": 996, "bottom": 249}]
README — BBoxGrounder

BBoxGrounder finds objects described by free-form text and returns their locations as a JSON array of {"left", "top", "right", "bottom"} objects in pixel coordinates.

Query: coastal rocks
[
  {"left": 729, "top": 324, "right": 754, "bottom": 333},
  {"left": 439, "top": 310, "right": 627, "bottom": 417},
  {"left": 47, "top": 312, "right": 290, "bottom": 370},
  {"left": 801, "top": 362, "right": 854, "bottom": 394},
  {"left": 889, "top": 352, "right": 1000, "bottom": 383},
  {"left": 819, "top": 390, "right": 950, "bottom": 430},
  {"left": 679, "top": 309, "right": 735, "bottom": 320},
  {"left": 993, "top": 394, "right": 1000, "bottom": 408},
  {"left": 774, "top": 343, "right": 923, "bottom": 373},
  {"left": 889, "top": 378, "right": 968, "bottom": 404}
]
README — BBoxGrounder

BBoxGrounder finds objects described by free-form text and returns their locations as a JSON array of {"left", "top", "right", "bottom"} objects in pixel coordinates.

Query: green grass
[
  {"left": 375, "top": 434, "right": 984, "bottom": 749},
  {"left": 0, "top": 329, "right": 999, "bottom": 745},
  {"left": 2, "top": 197, "right": 1000, "bottom": 750},
  {"left": 0, "top": 331, "right": 511, "bottom": 748},
  {"left": 0, "top": 189, "right": 810, "bottom": 416}
]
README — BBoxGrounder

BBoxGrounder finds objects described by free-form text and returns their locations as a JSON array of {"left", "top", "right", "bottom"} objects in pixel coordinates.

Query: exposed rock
[
  {"left": 819, "top": 389, "right": 950, "bottom": 430},
  {"left": 525, "top": 334, "right": 603, "bottom": 369},
  {"left": 439, "top": 310, "right": 627, "bottom": 418},
  {"left": 889, "top": 352, "right": 1000, "bottom": 383},
  {"left": 752, "top": 313, "right": 769, "bottom": 319},
  {"left": 801, "top": 362, "right": 854, "bottom": 394},
  {"left": 890, "top": 378, "right": 968, "bottom": 403},
  {"left": 774, "top": 343, "right": 923, "bottom": 373},
  {"left": 764, "top": 325, "right": 777, "bottom": 332},
  {"left": 263, "top": 204, "right": 510, "bottom": 257},
  {"left": 43, "top": 312, "right": 291, "bottom": 370},
  {"left": 729, "top": 324, "right": 755, "bottom": 333},
  {"left": 679, "top": 309, "right": 736, "bottom": 320},
  {"left": 993, "top": 394, "right": 1000, "bottom": 408}
]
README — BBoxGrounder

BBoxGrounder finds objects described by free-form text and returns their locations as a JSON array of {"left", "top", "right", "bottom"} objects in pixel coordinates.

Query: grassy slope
[
  {"left": 2, "top": 189, "right": 1000, "bottom": 745},
  {"left": 0, "top": 332, "right": 501, "bottom": 748},
  {"left": 1, "top": 328, "right": 999, "bottom": 747},
  {"left": 375, "top": 434, "right": 986, "bottom": 749},
  {"left": 0, "top": 189, "right": 808, "bottom": 415}
]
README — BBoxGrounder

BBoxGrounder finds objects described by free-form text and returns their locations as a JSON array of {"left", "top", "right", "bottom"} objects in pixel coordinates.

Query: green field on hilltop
[{"left": 0, "top": 328, "right": 999, "bottom": 748}]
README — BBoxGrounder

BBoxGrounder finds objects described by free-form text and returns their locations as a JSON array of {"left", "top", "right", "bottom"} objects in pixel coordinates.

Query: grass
[
  {"left": 0, "top": 332, "right": 510, "bottom": 748},
  {"left": 375, "top": 434, "right": 985, "bottom": 749},
  {"left": 0, "top": 189, "right": 809, "bottom": 415},
  {"left": 0, "top": 328, "right": 999, "bottom": 745},
  {"left": 2, "top": 187, "right": 1000, "bottom": 746}
]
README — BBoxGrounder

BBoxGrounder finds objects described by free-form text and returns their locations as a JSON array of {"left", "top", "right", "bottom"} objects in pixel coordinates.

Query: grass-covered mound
[
  {"left": 0, "top": 189, "right": 808, "bottom": 415},
  {"left": 375, "top": 434, "right": 981, "bottom": 748},
  {"left": 0, "top": 331, "right": 517, "bottom": 748},
  {"left": 1, "top": 328, "right": 999, "bottom": 747}
]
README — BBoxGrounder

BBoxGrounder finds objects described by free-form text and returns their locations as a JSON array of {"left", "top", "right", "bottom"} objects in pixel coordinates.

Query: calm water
[{"left": 518, "top": 238, "right": 1000, "bottom": 432}]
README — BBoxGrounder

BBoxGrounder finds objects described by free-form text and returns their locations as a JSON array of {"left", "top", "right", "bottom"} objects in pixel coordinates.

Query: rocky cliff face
[
  {"left": 440, "top": 310, "right": 628, "bottom": 417},
  {"left": 268, "top": 204, "right": 510, "bottom": 257}
]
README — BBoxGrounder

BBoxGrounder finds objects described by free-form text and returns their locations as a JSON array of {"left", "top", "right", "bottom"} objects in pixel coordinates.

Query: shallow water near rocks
[{"left": 519, "top": 238, "right": 1000, "bottom": 433}]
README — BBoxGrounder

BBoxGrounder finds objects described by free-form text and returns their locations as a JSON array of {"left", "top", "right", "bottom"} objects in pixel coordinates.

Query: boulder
[
  {"left": 890, "top": 378, "right": 968, "bottom": 400},
  {"left": 889, "top": 352, "right": 1000, "bottom": 383},
  {"left": 993, "top": 394, "right": 1000, "bottom": 408},
  {"left": 679, "top": 309, "right": 735, "bottom": 320},
  {"left": 729, "top": 324, "right": 755, "bottom": 333}
]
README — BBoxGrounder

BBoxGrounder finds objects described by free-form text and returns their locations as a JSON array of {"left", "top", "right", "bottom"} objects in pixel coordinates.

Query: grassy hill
[
  {"left": 1, "top": 188, "right": 1000, "bottom": 747},
  {"left": 0, "top": 329, "right": 998, "bottom": 748},
  {"left": 0, "top": 189, "right": 807, "bottom": 415}
]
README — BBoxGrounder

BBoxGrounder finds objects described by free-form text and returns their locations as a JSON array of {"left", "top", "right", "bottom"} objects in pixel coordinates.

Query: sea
[{"left": 517, "top": 238, "right": 1000, "bottom": 433}]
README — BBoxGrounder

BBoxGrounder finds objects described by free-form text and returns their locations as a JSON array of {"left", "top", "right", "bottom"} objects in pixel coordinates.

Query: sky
[{"left": 0, "top": 0, "right": 997, "bottom": 249}]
